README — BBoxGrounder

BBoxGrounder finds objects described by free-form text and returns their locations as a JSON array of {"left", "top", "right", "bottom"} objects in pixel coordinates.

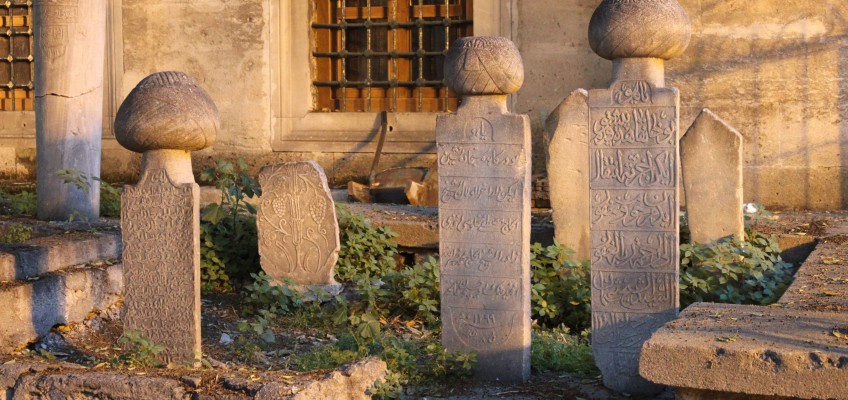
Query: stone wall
[
  {"left": 1, "top": 0, "right": 846, "bottom": 209},
  {"left": 515, "top": 0, "right": 848, "bottom": 210}
]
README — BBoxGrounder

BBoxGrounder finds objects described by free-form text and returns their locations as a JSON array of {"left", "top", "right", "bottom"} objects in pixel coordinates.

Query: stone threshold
[{"left": 641, "top": 230, "right": 848, "bottom": 399}]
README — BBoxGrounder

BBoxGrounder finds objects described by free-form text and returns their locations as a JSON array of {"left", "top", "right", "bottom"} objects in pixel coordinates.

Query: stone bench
[{"left": 641, "top": 239, "right": 848, "bottom": 399}]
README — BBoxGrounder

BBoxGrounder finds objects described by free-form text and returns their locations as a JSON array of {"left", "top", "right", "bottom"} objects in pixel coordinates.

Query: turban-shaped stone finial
[
  {"left": 444, "top": 36, "right": 524, "bottom": 96},
  {"left": 115, "top": 71, "right": 219, "bottom": 153},
  {"left": 589, "top": 0, "right": 692, "bottom": 61}
]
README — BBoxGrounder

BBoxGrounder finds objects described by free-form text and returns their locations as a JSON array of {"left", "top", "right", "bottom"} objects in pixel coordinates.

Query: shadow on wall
[{"left": 671, "top": 0, "right": 848, "bottom": 210}]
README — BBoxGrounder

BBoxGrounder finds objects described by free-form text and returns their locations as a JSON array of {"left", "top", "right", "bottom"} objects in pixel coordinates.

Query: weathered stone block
[
  {"left": 0, "top": 263, "right": 122, "bottom": 353},
  {"left": 257, "top": 161, "right": 341, "bottom": 291},
  {"left": 438, "top": 36, "right": 531, "bottom": 383},
  {"left": 681, "top": 109, "right": 744, "bottom": 244},
  {"left": 0, "top": 232, "right": 121, "bottom": 281},
  {"left": 544, "top": 89, "right": 590, "bottom": 260}
]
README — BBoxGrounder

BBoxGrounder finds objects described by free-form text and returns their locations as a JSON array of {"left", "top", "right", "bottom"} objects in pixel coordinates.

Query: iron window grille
[
  {"left": 312, "top": 0, "right": 473, "bottom": 113},
  {"left": 0, "top": 0, "right": 32, "bottom": 111}
]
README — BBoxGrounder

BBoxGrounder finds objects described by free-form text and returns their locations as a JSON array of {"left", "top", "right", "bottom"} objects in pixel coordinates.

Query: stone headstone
[
  {"left": 116, "top": 71, "right": 219, "bottom": 364},
  {"left": 257, "top": 161, "right": 341, "bottom": 293},
  {"left": 544, "top": 89, "right": 590, "bottom": 260},
  {"left": 587, "top": 0, "right": 691, "bottom": 395},
  {"left": 438, "top": 36, "right": 531, "bottom": 383},
  {"left": 34, "top": 0, "right": 106, "bottom": 221},
  {"left": 681, "top": 109, "right": 745, "bottom": 244}
]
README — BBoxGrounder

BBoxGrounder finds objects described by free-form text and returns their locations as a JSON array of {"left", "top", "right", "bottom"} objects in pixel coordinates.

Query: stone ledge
[
  {"left": 0, "top": 231, "right": 122, "bottom": 281},
  {"left": 641, "top": 302, "right": 848, "bottom": 399},
  {"left": 0, "top": 263, "right": 123, "bottom": 353}
]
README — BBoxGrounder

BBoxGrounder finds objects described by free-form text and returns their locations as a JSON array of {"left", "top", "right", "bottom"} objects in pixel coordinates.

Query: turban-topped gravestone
[
  {"left": 438, "top": 36, "right": 532, "bottom": 383},
  {"left": 115, "top": 71, "right": 218, "bottom": 364}
]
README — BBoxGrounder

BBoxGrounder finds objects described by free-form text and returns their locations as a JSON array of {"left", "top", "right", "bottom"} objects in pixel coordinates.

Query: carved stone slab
[
  {"left": 122, "top": 168, "right": 201, "bottom": 364},
  {"left": 437, "top": 101, "right": 531, "bottom": 382},
  {"left": 681, "top": 109, "right": 744, "bottom": 244},
  {"left": 257, "top": 161, "right": 341, "bottom": 290},
  {"left": 545, "top": 89, "right": 591, "bottom": 260},
  {"left": 588, "top": 81, "right": 680, "bottom": 394}
]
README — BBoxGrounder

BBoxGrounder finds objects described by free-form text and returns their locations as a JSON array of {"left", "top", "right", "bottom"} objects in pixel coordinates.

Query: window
[
  {"left": 0, "top": 0, "right": 33, "bottom": 112},
  {"left": 311, "top": 0, "right": 473, "bottom": 113},
  {"left": 271, "top": 0, "right": 513, "bottom": 153}
]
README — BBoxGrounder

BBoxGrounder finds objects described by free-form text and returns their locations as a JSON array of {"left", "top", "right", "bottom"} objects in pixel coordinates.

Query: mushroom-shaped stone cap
[
  {"left": 444, "top": 36, "right": 524, "bottom": 95},
  {"left": 115, "top": 71, "right": 219, "bottom": 153},
  {"left": 589, "top": 0, "right": 692, "bottom": 61}
]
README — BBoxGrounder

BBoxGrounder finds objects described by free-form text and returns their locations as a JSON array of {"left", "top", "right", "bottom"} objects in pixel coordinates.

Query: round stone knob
[
  {"left": 589, "top": 0, "right": 692, "bottom": 61},
  {"left": 444, "top": 36, "right": 524, "bottom": 95},
  {"left": 115, "top": 71, "right": 219, "bottom": 153}
]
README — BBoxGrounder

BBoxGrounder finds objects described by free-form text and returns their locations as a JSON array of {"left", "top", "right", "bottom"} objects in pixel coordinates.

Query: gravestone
[
  {"left": 544, "top": 89, "right": 590, "bottom": 260},
  {"left": 115, "top": 71, "right": 219, "bottom": 364},
  {"left": 257, "top": 161, "right": 341, "bottom": 293},
  {"left": 587, "top": 0, "right": 691, "bottom": 395},
  {"left": 438, "top": 36, "right": 531, "bottom": 383},
  {"left": 681, "top": 109, "right": 745, "bottom": 244},
  {"left": 34, "top": 0, "right": 106, "bottom": 221}
]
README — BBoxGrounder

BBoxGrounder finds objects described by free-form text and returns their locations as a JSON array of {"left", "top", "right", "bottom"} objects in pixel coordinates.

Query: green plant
[
  {"left": 680, "top": 229, "right": 793, "bottom": 307},
  {"left": 530, "top": 241, "right": 592, "bottom": 331},
  {"left": 0, "top": 223, "right": 32, "bottom": 244},
  {"left": 111, "top": 330, "right": 164, "bottom": 368},
  {"left": 199, "top": 158, "right": 262, "bottom": 292},
  {"left": 0, "top": 189, "right": 36, "bottom": 216},
  {"left": 56, "top": 169, "right": 122, "bottom": 217},
  {"left": 335, "top": 205, "right": 399, "bottom": 283},
  {"left": 397, "top": 257, "right": 440, "bottom": 324},
  {"left": 531, "top": 325, "right": 597, "bottom": 375}
]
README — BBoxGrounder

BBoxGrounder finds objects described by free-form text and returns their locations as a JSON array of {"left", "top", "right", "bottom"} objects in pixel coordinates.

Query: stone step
[
  {"left": 0, "top": 262, "right": 122, "bottom": 353},
  {"left": 0, "top": 231, "right": 121, "bottom": 282}
]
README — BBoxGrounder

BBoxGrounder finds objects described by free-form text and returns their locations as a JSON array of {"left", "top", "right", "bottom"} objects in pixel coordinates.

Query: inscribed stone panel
[
  {"left": 257, "top": 161, "right": 340, "bottom": 288},
  {"left": 588, "top": 80, "right": 680, "bottom": 391},
  {"left": 122, "top": 168, "right": 200, "bottom": 364},
  {"left": 438, "top": 103, "right": 531, "bottom": 383}
]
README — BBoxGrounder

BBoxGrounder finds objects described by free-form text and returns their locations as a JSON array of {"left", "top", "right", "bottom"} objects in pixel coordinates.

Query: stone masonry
[
  {"left": 438, "top": 36, "right": 531, "bottom": 383},
  {"left": 115, "top": 71, "right": 219, "bottom": 365},
  {"left": 34, "top": 0, "right": 106, "bottom": 221},
  {"left": 681, "top": 109, "right": 745, "bottom": 244},
  {"left": 257, "top": 161, "right": 341, "bottom": 293},
  {"left": 586, "top": 0, "right": 691, "bottom": 395}
]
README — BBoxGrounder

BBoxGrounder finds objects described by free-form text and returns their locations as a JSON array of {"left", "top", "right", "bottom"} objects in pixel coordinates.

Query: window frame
[{"left": 271, "top": 0, "right": 516, "bottom": 154}]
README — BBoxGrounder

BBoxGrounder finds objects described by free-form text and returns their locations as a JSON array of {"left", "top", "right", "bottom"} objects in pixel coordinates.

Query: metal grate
[
  {"left": 312, "top": 0, "right": 473, "bottom": 113},
  {"left": 0, "top": 0, "right": 33, "bottom": 111}
]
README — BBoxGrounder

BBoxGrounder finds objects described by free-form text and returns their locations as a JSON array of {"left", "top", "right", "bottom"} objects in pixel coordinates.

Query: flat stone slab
[
  {"left": 640, "top": 302, "right": 848, "bottom": 399},
  {"left": 779, "top": 241, "right": 848, "bottom": 313},
  {"left": 0, "top": 263, "right": 122, "bottom": 353},
  {"left": 0, "top": 231, "right": 121, "bottom": 281}
]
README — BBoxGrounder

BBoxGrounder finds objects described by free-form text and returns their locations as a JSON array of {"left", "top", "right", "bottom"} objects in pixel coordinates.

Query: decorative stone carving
[
  {"left": 257, "top": 161, "right": 341, "bottom": 293},
  {"left": 116, "top": 71, "right": 219, "bottom": 364},
  {"left": 34, "top": 0, "right": 106, "bottom": 221},
  {"left": 438, "top": 36, "right": 531, "bottom": 383},
  {"left": 587, "top": 0, "right": 691, "bottom": 395},
  {"left": 681, "top": 109, "right": 745, "bottom": 244},
  {"left": 545, "top": 89, "right": 590, "bottom": 260}
]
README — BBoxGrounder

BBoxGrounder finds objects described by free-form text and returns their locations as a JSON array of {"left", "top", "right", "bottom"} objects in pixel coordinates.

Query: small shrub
[
  {"left": 531, "top": 325, "right": 597, "bottom": 375},
  {"left": 0, "top": 189, "right": 36, "bottom": 216},
  {"left": 112, "top": 330, "right": 164, "bottom": 368},
  {"left": 199, "top": 158, "right": 262, "bottom": 292},
  {"left": 335, "top": 205, "right": 399, "bottom": 283},
  {"left": 397, "top": 256, "right": 440, "bottom": 324},
  {"left": 0, "top": 223, "right": 32, "bottom": 244},
  {"left": 530, "top": 241, "right": 592, "bottom": 331},
  {"left": 680, "top": 229, "right": 793, "bottom": 307}
]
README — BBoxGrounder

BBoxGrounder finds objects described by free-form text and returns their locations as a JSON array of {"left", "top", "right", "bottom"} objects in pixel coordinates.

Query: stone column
[
  {"left": 34, "top": 0, "right": 106, "bottom": 221},
  {"left": 438, "top": 37, "right": 531, "bottom": 383},
  {"left": 586, "top": 0, "right": 691, "bottom": 395},
  {"left": 115, "top": 71, "right": 219, "bottom": 365}
]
